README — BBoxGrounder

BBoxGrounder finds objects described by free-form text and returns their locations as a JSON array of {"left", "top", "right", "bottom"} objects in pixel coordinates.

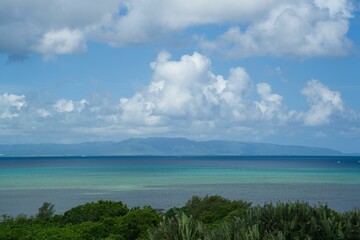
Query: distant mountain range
[{"left": 0, "top": 137, "right": 343, "bottom": 156}]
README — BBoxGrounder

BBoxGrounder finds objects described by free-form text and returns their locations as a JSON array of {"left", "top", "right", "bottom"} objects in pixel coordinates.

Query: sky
[{"left": 0, "top": 0, "right": 360, "bottom": 153}]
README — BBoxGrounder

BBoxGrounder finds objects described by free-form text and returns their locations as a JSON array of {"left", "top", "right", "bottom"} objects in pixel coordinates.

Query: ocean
[{"left": 0, "top": 156, "right": 359, "bottom": 216}]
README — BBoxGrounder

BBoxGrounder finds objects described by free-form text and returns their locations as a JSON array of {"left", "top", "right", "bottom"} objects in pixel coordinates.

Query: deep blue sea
[{"left": 0, "top": 156, "right": 359, "bottom": 216}]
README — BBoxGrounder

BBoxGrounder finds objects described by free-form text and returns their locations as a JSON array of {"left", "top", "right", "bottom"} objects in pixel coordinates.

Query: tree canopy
[{"left": 0, "top": 196, "right": 359, "bottom": 240}]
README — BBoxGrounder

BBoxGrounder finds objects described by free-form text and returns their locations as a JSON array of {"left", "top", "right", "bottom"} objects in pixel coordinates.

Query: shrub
[
  {"left": 36, "top": 202, "right": 55, "bottom": 220},
  {"left": 114, "top": 206, "right": 161, "bottom": 240},
  {"left": 145, "top": 213, "right": 206, "bottom": 240},
  {"left": 181, "top": 195, "right": 251, "bottom": 226},
  {"left": 61, "top": 200, "right": 128, "bottom": 224}
]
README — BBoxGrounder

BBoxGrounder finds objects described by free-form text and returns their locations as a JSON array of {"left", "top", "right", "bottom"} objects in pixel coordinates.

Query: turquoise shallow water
[{"left": 0, "top": 156, "right": 360, "bottom": 215}]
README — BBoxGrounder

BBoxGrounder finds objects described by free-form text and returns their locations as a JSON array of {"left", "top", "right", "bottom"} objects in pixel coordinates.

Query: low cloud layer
[
  {"left": 0, "top": 0, "right": 355, "bottom": 59},
  {"left": 0, "top": 52, "right": 357, "bottom": 146}
]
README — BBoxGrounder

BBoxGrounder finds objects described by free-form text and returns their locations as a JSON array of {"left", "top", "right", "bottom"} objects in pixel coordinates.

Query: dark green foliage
[
  {"left": 342, "top": 209, "right": 360, "bottom": 239},
  {"left": 76, "top": 221, "right": 109, "bottom": 239},
  {"left": 145, "top": 213, "right": 206, "bottom": 240},
  {"left": 255, "top": 201, "right": 318, "bottom": 238},
  {"left": 150, "top": 198, "right": 360, "bottom": 240},
  {"left": 1, "top": 214, "right": 13, "bottom": 222},
  {"left": 115, "top": 207, "right": 162, "bottom": 240},
  {"left": 61, "top": 200, "right": 128, "bottom": 224},
  {"left": 26, "top": 225, "right": 82, "bottom": 240},
  {"left": 36, "top": 202, "right": 55, "bottom": 220},
  {"left": 207, "top": 222, "right": 282, "bottom": 240},
  {"left": 163, "top": 206, "right": 182, "bottom": 219},
  {"left": 181, "top": 195, "right": 251, "bottom": 226},
  {"left": 202, "top": 201, "right": 359, "bottom": 240},
  {"left": 0, "top": 200, "right": 159, "bottom": 240},
  {"left": 1, "top": 196, "right": 359, "bottom": 240}
]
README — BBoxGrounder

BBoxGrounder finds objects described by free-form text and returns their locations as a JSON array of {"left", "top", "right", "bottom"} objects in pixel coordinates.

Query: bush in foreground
[{"left": 0, "top": 196, "right": 359, "bottom": 240}]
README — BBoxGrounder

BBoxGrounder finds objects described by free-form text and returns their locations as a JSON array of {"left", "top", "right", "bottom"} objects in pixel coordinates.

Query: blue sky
[{"left": 0, "top": 0, "right": 360, "bottom": 153}]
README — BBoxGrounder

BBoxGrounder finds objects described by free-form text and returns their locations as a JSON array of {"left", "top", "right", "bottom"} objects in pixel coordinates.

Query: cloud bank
[
  {"left": 0, "top": 0, "right": 355, "bottom": 59},
  {"left": 200, "top": 0, "right": 354, "bottom": 58},
  {"left": 0, "top": 52, "right": 357, "bottom": 144}
]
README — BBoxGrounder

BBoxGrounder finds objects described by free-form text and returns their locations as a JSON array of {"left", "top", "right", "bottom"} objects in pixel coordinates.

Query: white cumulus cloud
[
  {"left": 118, "top": 52, "right": 357, "bottom": 138},
  {"left": 54, "top": 99, "right": 88, "bottom": 113},
  {"left": 0, "top": 51, "right": 358, "bottom": 147},
  {"left": 34, "top": 28, "right": 86, "bottom": 59},
  {"left": 119, "top": 51, "right": 287, "bottom": 130},
  {"left": 54, "top": 99, "right": 75, "bottom": 113},
  {"left": 0, "top": 0, "right": 355, "bottom": 59},
  {"left": 37, "top": 108, "right": 51, "bottom": 118},
  {"left": 256, "top": 83, "right": 284, "bottom": 120},
  {"left": 200, "top": 0, "right": 354, "bottom": 58},
  {"left": 301, "top": 79, "right": 344, "bottom": 126},
  {"left": 0, "top": 93, "right": 26, "bottom": 119}
]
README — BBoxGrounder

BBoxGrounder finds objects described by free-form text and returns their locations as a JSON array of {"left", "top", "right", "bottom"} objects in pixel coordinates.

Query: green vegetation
[
  {"left": 36, "top": 202, "right": 55, "bottom": 220},
  {"left": 1, "top": 196, "right": 359, "bottom": 239}
]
